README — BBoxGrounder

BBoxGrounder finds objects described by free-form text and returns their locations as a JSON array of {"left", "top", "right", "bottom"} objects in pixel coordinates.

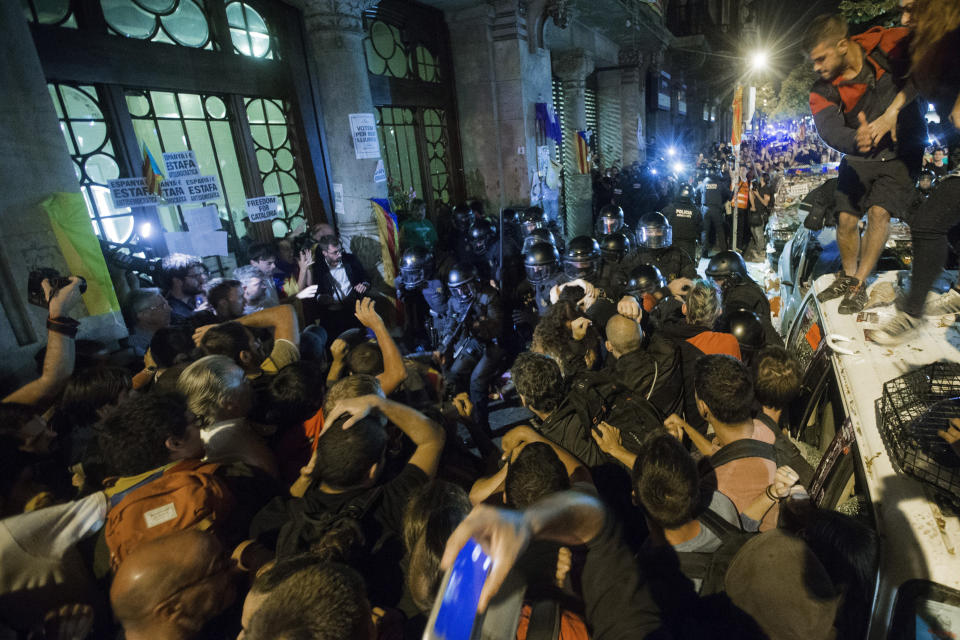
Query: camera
[{"left": 27, "top": 269, "right": 87, "bottom": 308}]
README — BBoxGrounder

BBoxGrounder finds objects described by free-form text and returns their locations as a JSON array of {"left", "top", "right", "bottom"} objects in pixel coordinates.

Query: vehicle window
[
  {"left": 789, "top": 227, "right": 806, "bottom": 280},
  {"left": 787, "top": 295, "right": 823, "bottom": 371}
]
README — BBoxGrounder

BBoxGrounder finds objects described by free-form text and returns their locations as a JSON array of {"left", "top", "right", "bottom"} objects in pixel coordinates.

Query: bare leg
[
  {"left": 836, "top": 211, "right": 861, "bottom": 278},
  {"left": 853, "top": 205, "right": 891, "bottom": 283}
]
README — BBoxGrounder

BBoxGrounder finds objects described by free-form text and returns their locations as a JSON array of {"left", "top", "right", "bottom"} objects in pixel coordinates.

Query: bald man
[
  {"left": 605, "top": 313, "right": 683, "bottom": 417},
  {"left": 110, "top": 530, "right": 238, "bottom": 640}
]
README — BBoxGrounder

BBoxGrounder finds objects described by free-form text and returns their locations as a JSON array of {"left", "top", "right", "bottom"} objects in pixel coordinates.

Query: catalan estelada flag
[
  {"left": 575, "top": 130, "right": 591, "bottom": 174},
  {"left": 142, "top": 143, "right": 164, "bottom": 195},
  {"left": 731, "top": 86, "right": 744, "bottom": 147},
  {"left": 371, "top": 198, "right": 399, "bottom": 289}
]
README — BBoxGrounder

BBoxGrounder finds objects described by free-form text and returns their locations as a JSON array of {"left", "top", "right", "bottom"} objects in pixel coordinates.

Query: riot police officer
[
  {"left": 397, "top": 246, "right": 446, "bottom": 351},
  {"left": 563, "top": 236, "right": 601, "bottom": 282},
  {"left": 521, "top": 227, "right": 558, "bottom": 256},
  {"left": 520, "top": 207, "right": 548, "bottom": 237},
  {"left": 466, "top": 219, "right": 497, "bottom": 282},
  {"left": 517, "top": 241, "right": 563, "bottom": 319},
  {"left": 450, "top": 205, "right": 476, "bottom": 260},
  {"left": 440, "top": 264, "right": 504, "bottom": 432},
  {"left": 597, "top": 232, "right": 632, "bottom": 299},
  {"left": 662, "top": 183, "right": 702, "bottom": 260},
  {"left": 718, "top": 309, "right": 766, "bottom": 367},
  {"left": 706, "top": 250, "right": 782, "bottom": 346},
  {"left": 596, "top": 204, "right": 629, "bottom": 237},
  {"left": 699, "top": 164, "right": 733, "bottom": 255},
  {"left": 625, "top": 212, "right": 698, "bottom": 283}
]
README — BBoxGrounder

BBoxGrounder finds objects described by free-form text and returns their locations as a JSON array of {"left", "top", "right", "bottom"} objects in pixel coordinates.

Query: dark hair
[
  {"left": 344, "top": 342, "right": 384, "bottom": 377},
  {"left": 250, "top": 552, "right": 327, "bottom": 595},
  {"left": 95, "top": 392, "right": 191, "bottom": 476},
  {"left": 49, "top": 366, "right": 132, "bottom": 438},
  {"left": 0, "top": 403, "right": 38, "bottom": 443},
  {"left": 206, "top": 278, "right": 242, "bottom": 310},
  {"left": 505, "top": 442, "right": 569, "bottom": 508},
  {"left": 511, "top": 352, "right": 565, "bottom": 414},
  {"left": 694, "top": 354, "right": 754, "bottom": 423},
  {"left": 632, "top": 434, "right": 700, "bottom": 529},
  {"left": 753, "top": 346, "right": 803, "bottom": 410},
  {"left": 160, "top": 253, "right": 203, "bottom": 289},
  {"left": 150, "top": 326, "right": 197, "bottom": 369},
  {"left": 245, "top": 563, "right": 371, "bottom": 640},
  {"left": 314, "top": 413, "right": 388, "bottom": 489},
  {"left": 248, "top": 242, "right": 277, "bottom": 264},
  {"left": 317, "top": 234, "right": 340, "bottom": 250},
  {"left": 322, "top": 374, "right": 383, "bottom": 417},
  {"left": 802, "top": 13, "right": 848, "bottom": 53},
  {"left": 264, "top": 362, "right": 326, "bottom": 430},
  {"left": 199, "top": 321, "right": 250, "bottom": 364},
  {"left": 402, "top": 481, "right": 471, "bottom": 554}
]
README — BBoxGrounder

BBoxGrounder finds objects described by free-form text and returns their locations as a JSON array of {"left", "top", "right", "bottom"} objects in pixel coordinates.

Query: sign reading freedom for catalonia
[
  {"left": 162, "top": 151, "right": 200, "bottom": 178},
  {"left": 245, "top": 196, "right": 280, "bottom": 222},
  {"left": 349, "top": 113, "right": 380, "bottom": 160}
]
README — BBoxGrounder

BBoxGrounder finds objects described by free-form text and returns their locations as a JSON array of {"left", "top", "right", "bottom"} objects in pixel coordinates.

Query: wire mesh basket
[{"left": 877, "top": 362, "right": 960, "bottom": 509}]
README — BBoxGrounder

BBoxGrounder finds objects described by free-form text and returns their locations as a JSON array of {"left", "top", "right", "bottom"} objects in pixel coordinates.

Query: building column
[
  {"left": 619, "top": 46, "right": 647, "bottom": 166},
  {"left": 595, "top": 68, "right": 623, "bottom": 168},
  {"left": 303, "top": 0, "right": 387, "bottom": 273},
  {"left": 553, "top": 49, "right": 594, "bottom": 239}
]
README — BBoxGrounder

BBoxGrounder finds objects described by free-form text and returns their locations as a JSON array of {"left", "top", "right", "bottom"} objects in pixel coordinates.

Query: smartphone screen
[{"left": 424, "top": 538, "right": 491, "bottom": 640}]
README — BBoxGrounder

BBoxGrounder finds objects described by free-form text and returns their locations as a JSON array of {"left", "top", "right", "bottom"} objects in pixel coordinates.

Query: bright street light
[
  {"left": 667, "top": 146, "right": 677, "bottom": 157},
  {"left": 749, "top": 50, "right": 769, "bottom": 72},
  {"left": 672, "top": 162, "right": 685, "bottom": 174}
]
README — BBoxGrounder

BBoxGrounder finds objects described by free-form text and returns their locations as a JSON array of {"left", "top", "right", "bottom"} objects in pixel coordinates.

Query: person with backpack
[
  {"left": 604, "top": 313, "right": 683, "bottom": 419},
  {"left": 248, "top": 392, "right": 444, "bottom": 608}
]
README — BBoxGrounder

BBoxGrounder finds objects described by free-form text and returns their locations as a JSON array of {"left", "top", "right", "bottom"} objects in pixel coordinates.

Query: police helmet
[
  {"left": 398, "top": 246, "right": 434, "bottom": 290},
  {"left": 452, "top": 205, "right": 474, "bottom": 232},
  {"left": 524, "top": 241, "right": 560, "bottom": 284},
  {"left": 636, "top": 212, "right": 673, "bottom": 250},
  {"left": 596, "top": 204, "right": 625, "bottom": 236},
  {"left": 520, "top": 207, "right": 548, "bottom": 236},
  {"left": 599, "top": 232, "right": 633, "bottom": 263},
  {"left": 501, "top": 208, "right": 520, "bottom": 226},
  {"left": 705, "top": 250, "right": 749, "bottom": 283},
  {"left": 447, "top": 263, "right": 478, "bottom": 302},
  {"left": 917, "top": 169, "right": 936, "bottom": 195},
  {"left": 718, "top": 309, "right": 765, "bottom": 361},
  {"left": 625, "top": 264, "right": 666, "bottom": 296},
  {"left": 677, "top": 183, "right": 694, "bottom": 202},
  {"left": 709, "top": 163, "right": 725, "bottom": 180},
  {"left": 522, "top": 227, "right": 557, "bottom": 255},
  {"left": 563, "top": 236, "right": 600, "bottom": 280},
  {"left": 468, "top": 219, "right": 496, "bottom": 256}
]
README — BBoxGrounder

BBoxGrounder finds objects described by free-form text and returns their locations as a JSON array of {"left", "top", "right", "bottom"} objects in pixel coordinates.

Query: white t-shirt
[{"left": 329, "top": 264, "right": 352, "bottom": 300}]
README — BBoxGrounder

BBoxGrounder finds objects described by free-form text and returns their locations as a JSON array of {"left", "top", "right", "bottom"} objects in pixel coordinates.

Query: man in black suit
[{"left": 309, "top": 234, "right": 372, "bottom": 342}]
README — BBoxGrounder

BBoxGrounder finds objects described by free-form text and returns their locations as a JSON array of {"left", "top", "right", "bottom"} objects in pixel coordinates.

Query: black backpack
[
  {"left": 274, "top": 486, "right": 386, "bottom": 559},
  {"left": 675, "top": 507, "right": 757, "bottom": 595},
  {"left": 547, "top": 371, "right": 665, "bottom": 467}
]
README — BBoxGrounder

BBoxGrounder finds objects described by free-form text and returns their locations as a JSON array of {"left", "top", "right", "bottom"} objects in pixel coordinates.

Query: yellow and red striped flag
[
  {"left": 371, "top": 198, "right": 399, "bottom": 289},
  {"left": 141, "top": 143, "right": 164, "bottom": 196},
  {"left": 575, "top": 130, "right": 591, "bottom": 174},
  {"left": 731, "top": 86, "right": 744, "bottom": 147}
]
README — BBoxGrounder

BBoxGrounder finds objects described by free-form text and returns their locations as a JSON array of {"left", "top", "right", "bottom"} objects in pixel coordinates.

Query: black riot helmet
[
  {"left": 625, "top": 264, "right": 666, "bottom": 296},
  {"left": 676, "top": 183, "right": 694, "bottom": 202},
  {"left": 917, "top": 169, "right": 936, "bottom": 195},
  {"left": 599, "top": 232, "right": 633, "bottom": 263},
  {"left": 468, "top": 219, "right": 496, "bottom": 256},
  {"left": 636, "top": 212, "right": 673, "bottom": 250},
  {"left": 521, "top": 207, "right": 548, "bottom": 236},
  {"left": 718, "top": 309, "right": 765, "bottom": 364},
  {"left": 708, "top": 163, "right": 725, "bottom": 181},
  {"left": 596, "top": 204, "right": 625, "bottom": 236},
  {"left": 524, "top": 241, "right": 560, "bottom": 284},
  {"left": 447, "top": 263, "right": 477, "bottom": 302},
  {"left": 706, "top": 250, "right": 750, "bottom": 288},
  {"left": 501, "top": 207, "right": 520, "bottom": 226},
  {"left": 453, "top": 205, "right": 474, "bottom": 232},
  {"left": 522, "top": 227, "right": 557, "bottom": 255},
  {"left": 563, "top": 236, "right": 600, "bottom": 280},
  {"left": 398, "top": 246, "right": 434, "bottom": 290}
]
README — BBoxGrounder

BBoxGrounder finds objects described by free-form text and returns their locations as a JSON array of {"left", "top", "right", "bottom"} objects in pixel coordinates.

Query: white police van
[{"left": 784, "top": 271, "right": 960, "bottom": 639}]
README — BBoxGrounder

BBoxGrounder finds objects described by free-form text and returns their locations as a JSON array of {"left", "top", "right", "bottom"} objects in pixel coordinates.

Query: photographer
[{"left": 747, "top": 173, "right": 774, "bottom": 260}]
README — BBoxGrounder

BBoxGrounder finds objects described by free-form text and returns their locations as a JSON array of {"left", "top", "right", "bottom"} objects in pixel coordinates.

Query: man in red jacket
[{"left": 804, "top": 14, "right": 924, "bottom": 314}]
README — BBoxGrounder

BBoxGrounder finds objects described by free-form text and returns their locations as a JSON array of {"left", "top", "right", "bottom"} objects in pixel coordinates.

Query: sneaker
[
  {"left": 865, "top": 311, "right": 925, "bottom": 345},
  {"left": 817, "top": 273, "right": 858, "bottom": 303},
  {"left": 838, "top": 282, "right": 869, "bottom": 314},
  {"left": 924, "top": 288, "right": 960, "bottom": 316}
]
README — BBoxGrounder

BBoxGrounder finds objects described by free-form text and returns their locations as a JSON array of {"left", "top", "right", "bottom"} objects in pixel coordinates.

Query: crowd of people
[{"left": 2, "top": 0, "right": 960, "bottom": 638}]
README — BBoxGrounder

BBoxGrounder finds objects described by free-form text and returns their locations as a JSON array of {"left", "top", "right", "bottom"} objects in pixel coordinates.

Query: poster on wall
[
  {"left": 162, "top": 151, "right": 200, "bottom": 178},
  {"left": 373, "top": 159, "right": 387, "bottom": 183},
  {"left": 245, "top": 196, "right": 280, "bottom": 223},
  {"left": 333, "top": 183, "right": 345, "bottom": 214},
  {"left": 537, "top": 146, "right": 550, "bottom": 177},
  {"left": 349, "top": 113, "right": 381, "bottom": 159}
]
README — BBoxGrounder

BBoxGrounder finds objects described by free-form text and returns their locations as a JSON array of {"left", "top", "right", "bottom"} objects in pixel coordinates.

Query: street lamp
[{"left": 749, "top": 50, "right": 769, "bottom": 72}]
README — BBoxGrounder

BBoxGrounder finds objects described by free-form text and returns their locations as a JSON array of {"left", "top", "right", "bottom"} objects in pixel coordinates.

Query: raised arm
[
  {"left": 353, "top": 298, "right": 407, "bottom": 395},
  {"left": 234, "top": 303, "right": 299, "bottom": 345},
  {"left": 3, "top": 277, "right": 83, "bottom": 406}
]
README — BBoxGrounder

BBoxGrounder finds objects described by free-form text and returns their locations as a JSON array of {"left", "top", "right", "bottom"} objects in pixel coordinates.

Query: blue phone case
[{"left": 428, "top": 538, "right": 491, "bottom": 640}]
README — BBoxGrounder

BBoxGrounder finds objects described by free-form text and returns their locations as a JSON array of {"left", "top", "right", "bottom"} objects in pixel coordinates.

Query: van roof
[{"left": 810, "top": 271, "right": 960, "bottom": 594}]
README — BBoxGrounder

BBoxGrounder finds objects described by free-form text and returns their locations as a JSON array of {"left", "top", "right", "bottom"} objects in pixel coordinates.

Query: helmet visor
[
  {"left": 637, "top": 226, "right": 672, "bottom": 249},
  {"left": 400, "top": 266, "right": 425, "bottom": 289},
  {"left": 564, "top": 258, "right": 597, "bottom": 279},
  {"left": 525, "top": 263, "right": 555, "bottom": 284},
  {"left": 471, "top": 237, "right": 488, "bottom": 255},
  {"left": 451, "top": 282, "right": 476, "bottom": 301},
  {"left": 600, "top": 248, "right": 623, "bottom": 263},
  {"left": 596, "top": 217, "right": 621, "bottom": 236}
]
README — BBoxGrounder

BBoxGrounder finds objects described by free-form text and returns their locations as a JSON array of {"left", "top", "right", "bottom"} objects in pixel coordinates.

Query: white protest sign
[
  {"left": 332, "top": 183, "right": 344, "bottom": 214},
  {"left": 373, "top": 159, "right": 387, "bottom": 183},
  {"left": 537, "top": 145, "right": 550, "bottom": 176},
  {"left": 162, "top": 150, "right": 200, "bottom": 178},
  {"left": 160, "top": 179, "right": 189, "bottom": 205},
  {"left": 107, "top": 178, "right": 156, "bottom": 208},
  {"left": 163, "top": 231, "right": 195, "bottom": 256},
  {"left": 349, "top": 113, "right": 380, "bottom": 159},
  {"left": 164, "top": 230, "right": 229, "bottom": 257},
  {"left": 182, "top": 175, "right": 221, "bottom": 203},
  {"left": 183, "top": 204, "right": 221, "bottom": 232},
  {"left": 245, "top": 196, "right": 280, "bottom": 223}
]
